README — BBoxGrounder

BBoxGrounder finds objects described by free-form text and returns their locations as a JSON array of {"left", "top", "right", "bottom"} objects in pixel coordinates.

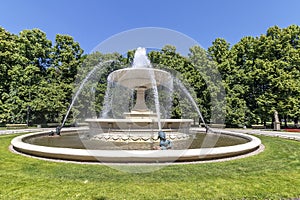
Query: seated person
[
  {"left": 153, "top": 131, "right": 172, "bottom": 150},
  {"left": 56, "top": 126, "right": 61, "bottom": 136}
]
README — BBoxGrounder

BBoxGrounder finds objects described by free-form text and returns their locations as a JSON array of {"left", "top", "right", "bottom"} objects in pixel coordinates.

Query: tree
[
  {"left": 16, "top": 29, "right": 52, "bottom": 124},
  {"left": 72, "top": 51, "right": 123, "bottom": 122},
  {"left": 251, "top": 25, "right": 300, "bottom": 126},
  {"left": 147, "top": 45, "right": 213, "bottom": 123},
  {"left": 42, "top": 34, "right": 84, "bottom": 124},
  {"left": 208, "top": 25, "right": 300, "bottom": 127},
  {"left": 0, "top": 27, "right": 26, "bottom": 123},
  {"left": 208, "top": 38, "right": 248, "bottom": 126},
  {"left": 1, "top": 25, "right": 299, "bottom": 128},
  {"left": 189, "top": 45, "right": 226, "bottom": 124}
]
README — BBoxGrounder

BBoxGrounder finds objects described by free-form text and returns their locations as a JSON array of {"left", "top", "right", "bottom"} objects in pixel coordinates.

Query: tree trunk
[
  {"left": 295, "top": 118, "right": 299, "bottom": 128},
  {"left": 284, "top": 116, "right": 288, "bottom": 128}
]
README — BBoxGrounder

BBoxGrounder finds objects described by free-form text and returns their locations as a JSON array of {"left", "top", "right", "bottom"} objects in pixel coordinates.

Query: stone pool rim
[{"left": 11, "top": 128, "right": 261, "bottom": 163}]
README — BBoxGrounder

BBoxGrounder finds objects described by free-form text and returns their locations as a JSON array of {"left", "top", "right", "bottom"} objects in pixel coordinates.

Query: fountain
[
  {"left": 11, "top": 47, "right": 261, "bottom": 163},
  {"left": 85, "top": 47, "right": 193, "bottom": 142}
]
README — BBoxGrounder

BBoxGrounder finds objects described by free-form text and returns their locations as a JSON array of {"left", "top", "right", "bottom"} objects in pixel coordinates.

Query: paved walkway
[
  {"left": 0, "top": 128, "right": 54, "bottom": 135},
  {"left": 228, "top": 128, "right": 300, "bottom": 141},
  {"left": 0, "top": 126, "right": 88, "bottom": 136},
  {"left": 1, "top": 127, "right": 300, "bottom": 142}
]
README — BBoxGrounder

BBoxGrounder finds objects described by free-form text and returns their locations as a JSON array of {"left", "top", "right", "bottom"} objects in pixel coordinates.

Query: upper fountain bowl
[{"left": 108, "top": 68, "right": 172, "bottom": 89}]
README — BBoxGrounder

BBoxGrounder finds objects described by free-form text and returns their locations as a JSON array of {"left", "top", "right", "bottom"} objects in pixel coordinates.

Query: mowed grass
[{"left": 1, "top": 134, "right": 300, "bottom": 199}]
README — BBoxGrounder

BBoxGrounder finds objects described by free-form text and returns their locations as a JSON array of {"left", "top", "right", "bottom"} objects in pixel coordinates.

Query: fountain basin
[
  {"left": 109, "top": 68, "right": 172, "bottom": 89},
  {"left": 11, "top": 129, "right": 261, "bottom": 163}
]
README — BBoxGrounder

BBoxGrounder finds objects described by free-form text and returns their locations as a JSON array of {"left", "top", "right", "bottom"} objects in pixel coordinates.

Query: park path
[
  {"left": 228, "top": 128, "right": 300, "bottom": 141},
  {"left": 0, "top": 128, "right": 54, "bottom": 135},
  {"left": 0, "top": 126, "right": 88, "bottom": 136},
  {"left": 2, "top": 127, "right": 300, "bottom": 142}
]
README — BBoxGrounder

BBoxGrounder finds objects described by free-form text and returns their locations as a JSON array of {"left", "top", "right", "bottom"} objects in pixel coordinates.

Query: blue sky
[{"left": 1, "top": 0, "right": 300, "bottom": 54}]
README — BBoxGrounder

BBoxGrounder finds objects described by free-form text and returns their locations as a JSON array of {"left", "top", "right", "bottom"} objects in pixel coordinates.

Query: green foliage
[
  {"left": 148, "top": 45, "right": 209, "bottom": 120},
  {"left": 0, "top": 24, "right": 300, "bottom": 127},
  {"left": 0, "top": 27, "right": 83, "bottom": 124},
  {"left": 72, "top": 52, "right": 123, "bottom": 121},
  {"left": 189, "top": 45, "right": 226, "bottom": 123},
  {"left": 209, "top": 25, "right": 300, "bottom": 126},
  {"left": 0, "top": 27, "right": 21, "bottom": 123}
]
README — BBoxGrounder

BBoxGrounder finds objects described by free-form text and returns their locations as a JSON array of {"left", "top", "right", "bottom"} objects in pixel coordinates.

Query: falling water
[
  {"left": 132, "top": 47, "right": 162, "bottom": 130},
  {"left": 130, "top": 89, "right": 135, "bottom": 112},
  {"left": 174, "top": 77, "right": 209, "bottom": 130},
  {"left": 100, "top": 81, "right": 113, "bottom": 118},
  {"left": 61, "top": 60, "right": 115, "bottom": 128},
  {"left": 149, "top": 72, "right": 162, "bottom": 130}
]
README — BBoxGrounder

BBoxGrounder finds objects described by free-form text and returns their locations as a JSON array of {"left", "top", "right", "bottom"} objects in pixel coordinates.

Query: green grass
[{"left": 1, "top": 134, "right": 300, "bottom": 199}]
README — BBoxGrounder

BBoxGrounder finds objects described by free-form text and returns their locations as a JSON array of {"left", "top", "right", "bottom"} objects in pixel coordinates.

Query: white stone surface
[{"left": 109, "top": 68, "right": 172, "bottom": 89}]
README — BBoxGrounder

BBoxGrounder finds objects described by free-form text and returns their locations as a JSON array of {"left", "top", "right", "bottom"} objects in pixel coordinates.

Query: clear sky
[{"left": 1, "top": 0, "right": 300, "bottom": 54}]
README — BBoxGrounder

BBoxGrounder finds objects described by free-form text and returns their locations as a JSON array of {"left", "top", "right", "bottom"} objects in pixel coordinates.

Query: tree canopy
[
  {"left": 0, "top": 25, "right": 299, "bottom": 127},
  {"left": 0, "top": 27, "right": 84, "bottom": 125},
  {"left": 208, "top": 25, "right": 300, "bottom": 127}
]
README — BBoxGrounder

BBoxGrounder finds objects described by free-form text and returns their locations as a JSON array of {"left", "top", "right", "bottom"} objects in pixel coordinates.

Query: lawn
[{"left": 1, "top": 133, "right": 300, "bottom": 199}]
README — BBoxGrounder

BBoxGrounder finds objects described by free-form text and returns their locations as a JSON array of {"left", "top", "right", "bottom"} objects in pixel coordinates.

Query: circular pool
[{"left": 11, "top": 128, "right": 261, "bottom": 163}]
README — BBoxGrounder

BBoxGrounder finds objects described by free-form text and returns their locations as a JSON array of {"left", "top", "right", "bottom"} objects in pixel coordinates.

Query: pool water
[{"left": 24, "top": 131, "right": 249, "bottom": 150}]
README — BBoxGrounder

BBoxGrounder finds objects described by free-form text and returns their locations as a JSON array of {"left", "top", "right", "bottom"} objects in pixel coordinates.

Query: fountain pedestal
[
  {"left": 131, "top": 86, "right": 148, "bottom": 112},
  {"left": 123, "top": 86, "right": 157, "bottom": 119}
]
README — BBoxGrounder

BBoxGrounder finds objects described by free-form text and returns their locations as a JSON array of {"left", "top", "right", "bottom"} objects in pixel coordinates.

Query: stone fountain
[{"left": 85, "top": 47, "right": 193, "bottom": 142}]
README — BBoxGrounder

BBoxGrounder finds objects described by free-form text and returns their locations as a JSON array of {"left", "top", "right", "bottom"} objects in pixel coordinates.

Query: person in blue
[
  {"left": 55, "top": 126, "right": 61, "bottom": 136},
  {"left": 48, "top": 126, "right": 61, "bottom": 136},
  {"left": 153, "top": 131, "right": 172, "bottom": 150}
]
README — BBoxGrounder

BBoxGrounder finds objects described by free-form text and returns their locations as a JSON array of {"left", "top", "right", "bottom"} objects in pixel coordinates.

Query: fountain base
[
  {"left": 85, "top": 118, "right": 193, "bottom": 141},
  {"left": 91, "top": 130, "right": 189, "bottom": 142}
]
